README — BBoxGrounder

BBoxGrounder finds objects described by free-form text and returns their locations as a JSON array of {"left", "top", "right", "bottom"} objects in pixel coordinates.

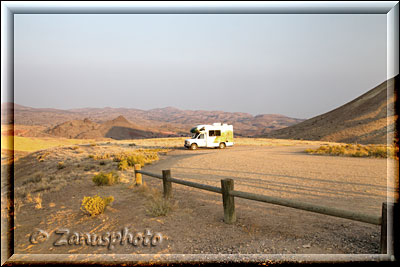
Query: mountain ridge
[
  {"left": 264, "top": 75, "right": 398, "bottom": 144},
  {"left": 2, "top": 104, "right": 304, "bottom": 137}
]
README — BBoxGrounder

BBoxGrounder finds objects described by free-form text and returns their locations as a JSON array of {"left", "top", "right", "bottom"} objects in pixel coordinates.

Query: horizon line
[{"left": 1, "top": 102, "right": 307, "bottom": 120}]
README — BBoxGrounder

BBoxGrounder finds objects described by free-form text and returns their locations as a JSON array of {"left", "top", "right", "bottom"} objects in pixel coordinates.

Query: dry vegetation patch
[
  {"left": 12, "top": 141, "right": 169, "bottom": 210},
  {"left": 305, "top": 143, "right": 399, "bottom": 159},
  {"left": 92, "top": 172, "right": 120, "bottom": 186},
  {"left": 146, "top": 195, "right": 177, "bottom": 217},
  {"left": 132, "top": 184, "right": 178, "bottom": 217},
  {"left": 80, "top": 195, "right": 114, "bottom": 216}
]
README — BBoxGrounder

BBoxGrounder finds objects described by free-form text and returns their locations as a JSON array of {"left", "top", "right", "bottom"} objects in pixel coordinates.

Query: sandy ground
[
  {"left": 167, "top": 145, "right": 391, "bottom": 217},
  {"left": 5, "top": 143, "right": 398, "bottom": 261}
]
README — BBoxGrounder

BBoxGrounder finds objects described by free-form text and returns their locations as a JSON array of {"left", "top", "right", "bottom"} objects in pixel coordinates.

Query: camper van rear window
[{"left": 209, "top": 130, "right": 221, "bottom": 137}]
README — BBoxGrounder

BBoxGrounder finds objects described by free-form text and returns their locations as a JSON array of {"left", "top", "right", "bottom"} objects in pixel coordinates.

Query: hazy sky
[{"left": 14, "top": 14, "right": 387, "bottom": 119}]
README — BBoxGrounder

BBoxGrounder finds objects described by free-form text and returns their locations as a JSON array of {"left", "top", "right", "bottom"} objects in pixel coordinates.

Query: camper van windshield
[{"left": 192, "top": 133, "right": 199, "bottom": 139}]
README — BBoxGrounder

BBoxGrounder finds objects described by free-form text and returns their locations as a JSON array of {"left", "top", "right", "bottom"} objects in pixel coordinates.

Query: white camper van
[{"left": 184, "top": 123, "right": 234, "bottom": 150}]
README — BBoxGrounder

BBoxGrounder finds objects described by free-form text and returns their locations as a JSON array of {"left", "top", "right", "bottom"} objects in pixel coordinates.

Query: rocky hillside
[{"left": 265, "top": 76, "right": 398, "bottom": 144}]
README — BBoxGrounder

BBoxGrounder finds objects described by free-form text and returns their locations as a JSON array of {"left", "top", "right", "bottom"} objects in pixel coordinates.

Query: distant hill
[
  {"left": 2, "top": 103, "right": 304, "bottom": 138},
  {"left": 46, "top": 116, "right": 164, "bottom": 140},
  {"left": 265, "top": 76, "right": 398, "bottom": 144}
]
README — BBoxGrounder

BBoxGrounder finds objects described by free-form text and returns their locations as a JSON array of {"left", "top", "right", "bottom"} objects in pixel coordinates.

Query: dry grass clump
[
  {"left": 133, "top": 185, "right": 177, "bottom": 217},
  {"left": 234, "top": 137, "right": 323, "bottom": 146},
  {"left": 118, "top": 159, "right": 129, "bottom": 170},
  {"left": 92, "top": 172, "right": 120, "bottom": 186},
  {"left": 305, "top": 144, "right": 399, "bottom": 159},
  {"left": 36, "top": 152, "right": 50, "bottom": 162},
  {"left": 24, "top": 193, "right": 43, "bottom": 209},
  {"left": 241, "top": 223, "right": 260, "bottom": 238},
  {"left": 119, "top": 137, "right": 185, "bottom": 148},
  {"left": 115, "top": 149, "right": 162, "bottom": 170},
  {"left": 88, "top": 153, "right": 112, "bottom": 160},
  {"left": 80, "top": 195, "right": 114, "bottom": 216},
  {"left": 33, "top": 193, "right": 42, "bottom": 209},
  {"left": 57, "top": 161, "right": 65, "bottom": 170},
  {"left": 88, "top": 149, "right": 164, "bottom": 171},
  {"left": 146, "top": 193, "right": 177, "bottom": 217}
]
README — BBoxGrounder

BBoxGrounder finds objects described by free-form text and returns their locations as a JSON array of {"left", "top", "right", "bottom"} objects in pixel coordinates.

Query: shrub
[
  {"left": 370, "top": 146, "right": 388, "bottom": 158},
  {"left": 126, "top": 154, "right": 146, "bottom": 167},
  {"left": 144, "top": 151, "right": 159, "bottom": 162},
  {"left": 352, "top": 150, "right": 368, "bottom": 157},
  {"left": 92, "top": 172, "right": 119, "bottom": 186},
  {"left": 97, "top": 153, "right": 111, "bottom": 160},
  {"left": 118, "top": 159, "right": 129, "bottom": 170},
  {"left": 33, "top": 193, "right": 42, "bottom": 209},
  {"left": 36, "top": 152, "right": 50, "bottom": 162},
  {"left": 57, "top": 161, "right": 65, "bottom": 170},
  {"left": 146, "top": 195, "right": 176, "bottom": 217},
  {"left": 112, "top": 153, "right": 125, "bottom": 162},
  {"left": 112, "top": 150, "right": 163, "bottom": 170},
  {"left": 80, "top": 195, "right": 114, "bottom": 216},
  {"left": 386, "top": 146, "right": 398, "bottom": 158},
  {"left": 89, "top": 153, "right": 111, "bottom": 160}
]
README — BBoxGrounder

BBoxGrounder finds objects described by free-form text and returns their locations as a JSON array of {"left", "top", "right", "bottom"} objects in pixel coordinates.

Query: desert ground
[{"left": 2, "top": 137, "right": 397, "bottom": 259}]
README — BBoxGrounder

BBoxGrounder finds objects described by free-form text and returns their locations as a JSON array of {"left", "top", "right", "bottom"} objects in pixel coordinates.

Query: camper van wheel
[
  {"left": 190, "top": 143, "right": 198, "bottom": 150},
  {"left": 219, "top": 142, "right": 226, "bottom": 149}
]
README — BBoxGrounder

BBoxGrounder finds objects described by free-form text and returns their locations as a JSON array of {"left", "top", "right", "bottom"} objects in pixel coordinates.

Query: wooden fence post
[
  {"left": 162, "top": 170, "right": 172, "bottom": 198},
  {"left": 221, "top": 179, "right": 236, "bottom": 224},
  {"left": 380, "top": 202, "right": 399, "bottom": 255},
  {"left": 134, "top": 164, "right": 142, "bottom": 186}
]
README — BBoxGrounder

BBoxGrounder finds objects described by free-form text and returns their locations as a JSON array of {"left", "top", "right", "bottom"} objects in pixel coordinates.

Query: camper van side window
[
  {"left": 198, "top": 134, "right": 205, "bottom": 139},
  {"left": 209, "top": 130, "right": 221, "bottom": 137}
]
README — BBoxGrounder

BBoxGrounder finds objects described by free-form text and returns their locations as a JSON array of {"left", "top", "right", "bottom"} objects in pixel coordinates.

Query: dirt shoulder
[{"left": 9, "top": 143, "right": 395, "bottom": 258}]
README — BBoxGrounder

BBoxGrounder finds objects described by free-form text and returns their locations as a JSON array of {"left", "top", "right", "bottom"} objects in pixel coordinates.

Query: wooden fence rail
[
  {"left": 134, "top": 167, "right": 397, "bottom": 254},
  {"left": 229, "top": 190, "right": 381, "bottom": 225}
]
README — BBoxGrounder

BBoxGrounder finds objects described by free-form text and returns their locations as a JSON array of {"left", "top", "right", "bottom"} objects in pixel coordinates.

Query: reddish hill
[{"left": 46, "top": 116, "right": 164, "bottom": 140}]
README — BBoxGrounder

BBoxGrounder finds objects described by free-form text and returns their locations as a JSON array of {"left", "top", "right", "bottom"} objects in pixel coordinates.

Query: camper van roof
[{"left": 195, "top": 123, "right": 231, "bottom": 128}]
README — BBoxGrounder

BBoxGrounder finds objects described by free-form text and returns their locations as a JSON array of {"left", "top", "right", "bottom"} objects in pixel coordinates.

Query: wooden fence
[{"left": 133, "top": 164, "right": 398, "bottom": 254}]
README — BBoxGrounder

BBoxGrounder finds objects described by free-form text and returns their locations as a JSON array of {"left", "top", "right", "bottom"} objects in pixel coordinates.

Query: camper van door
[
  {"left": 206, "top": 130, "right": 214, "bottom": 147},
  {"left": 207, "top": 129, "right": 220, "bottom": 147},
  {"left": 197, "top": 133, "right": 206, "bottom": 147}
]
